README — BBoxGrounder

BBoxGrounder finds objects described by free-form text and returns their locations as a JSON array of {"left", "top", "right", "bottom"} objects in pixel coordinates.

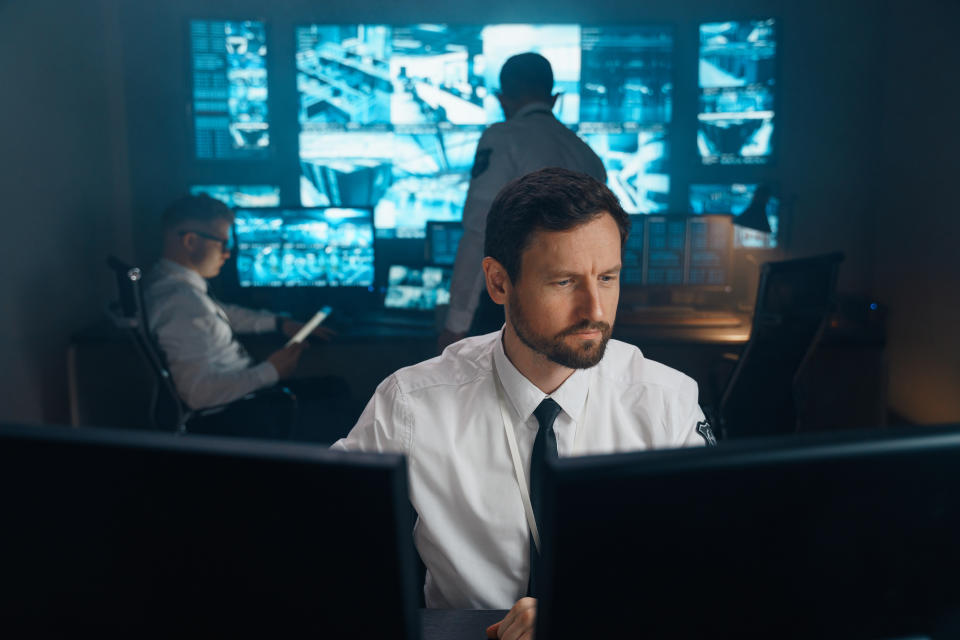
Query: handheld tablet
[{"left": 285, "top": 306, "right": 332, "bottom": 347}]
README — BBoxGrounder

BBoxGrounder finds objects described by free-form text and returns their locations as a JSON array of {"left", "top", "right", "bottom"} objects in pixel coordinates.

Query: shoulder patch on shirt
[
  {"left": 696, "top": 420, "right": 718, "bottom": 447},
  {"left": 471, "top": 148, "right": 492, "bottom": 178}
]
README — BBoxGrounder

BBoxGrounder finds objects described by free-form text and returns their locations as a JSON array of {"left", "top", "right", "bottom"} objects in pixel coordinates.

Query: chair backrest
[
  {"left": 719, "top": 252, "right": 844, "bottom": 439},
  {"left": 106, "top": 256, "right": 190, "bottom": 431}
]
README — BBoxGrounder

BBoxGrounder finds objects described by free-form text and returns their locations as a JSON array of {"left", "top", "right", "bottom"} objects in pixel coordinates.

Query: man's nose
[{"left": 578, "top": 280, "right": 605, "bottom": 322}]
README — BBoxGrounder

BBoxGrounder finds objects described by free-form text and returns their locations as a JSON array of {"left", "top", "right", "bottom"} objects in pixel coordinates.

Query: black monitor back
[
  {"left": 538, "top": 425, "right": 960, "bottom": 639},
  {"left": 0, "top": 424, "right": 420, "bottom": 638}
]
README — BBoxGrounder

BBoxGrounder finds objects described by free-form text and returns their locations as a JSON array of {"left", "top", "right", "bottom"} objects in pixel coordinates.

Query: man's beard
[{"left": 508, "top": 291, "right": 612, "bottom": 369}]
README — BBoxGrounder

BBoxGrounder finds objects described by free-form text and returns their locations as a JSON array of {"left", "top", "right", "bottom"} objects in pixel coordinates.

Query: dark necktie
[{"left": 527, "top": 397, "right": 562, "bottom": 598}]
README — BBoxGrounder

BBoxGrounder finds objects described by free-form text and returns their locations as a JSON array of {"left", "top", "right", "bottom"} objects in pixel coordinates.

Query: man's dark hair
[
  {"left": 161, "top": 194, "right": 234, "bottom": 231},
  {"left": 499, "top": 52, "right": 553, "bottom": 101},
  {"left": 484, "top": 167, "right": 630, "bottom": 282}
]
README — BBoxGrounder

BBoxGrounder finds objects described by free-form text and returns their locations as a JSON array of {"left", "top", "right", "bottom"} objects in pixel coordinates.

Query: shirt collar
[
  {"left": 157, "top": 258, "right": 208, "bottom": 293},
  {"left": 512, "top": 101, "right": 555, "bottom": 120},
  {"left": 492, "top": 330, "right": 594, "bottom": 428}
]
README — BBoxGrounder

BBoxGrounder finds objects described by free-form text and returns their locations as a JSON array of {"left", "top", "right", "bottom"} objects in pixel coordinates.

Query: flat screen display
[
  {"left": 698, "top": 19, "right": 775, "bottom": 165},
  {"left": 689, "top": 183, "right": 779, "bottom": 248},
  {"left": 296, "top": 23, "right": 674, "bottom": 237},
  {"left": 426, "top": 221, "right": 464, "bottom": 266},
  {"left": 190, "top": 184, "right": 281, "bottom": 208},
  {"left": 234, "top": 207, "right": 374, "bottom": 288},
  {"left": 645, "top": 216, "right": 685, "bottom": 285},
  {"left": 687, "top": 216, "right": 733, "bottom": 286},
  {"left": 384, "top": 265, "right": 452, "bottom": 310},
  {"left": 190, "top": 20, "right": 270, "bottom": 159}
]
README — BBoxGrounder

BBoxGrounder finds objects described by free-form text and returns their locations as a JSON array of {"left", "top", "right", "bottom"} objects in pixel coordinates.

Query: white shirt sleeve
[
  {"left": 330, "top": 376, "right": 411, "bottom": 455},
  {"left": 672, "top": 378, "right": 715, "bottom": 448},
  {"left": 446, "top": 127, "right": 516, "bottom": 333},
  {"left": 150, "top": 290, "right": 279, "bottom": 410},
  {"left": 219, "top": 303, "right": 278, "bottom": 334}
]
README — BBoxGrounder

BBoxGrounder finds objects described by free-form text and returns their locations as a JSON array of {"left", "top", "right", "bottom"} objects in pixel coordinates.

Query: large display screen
[
  {"left": 384, "top": 265, "right": 452, "bottom": 310},
  {"left": 190, "top": 20, "right": 270, "bottom": 159},
  {"left": 296, "top": 23, "right": 674, "bottom": 238},
  {"left": 190, "top": 184, "right": 281, "bottom": 208},
  {"left": 689, "top": 183, "right": 780, "bottom": 249},
  {"left": 233, "top": 207, "right": 374, "bottom": 288},
  {"left": 698, "top": 19, "right": 775, "bottom": 165}
]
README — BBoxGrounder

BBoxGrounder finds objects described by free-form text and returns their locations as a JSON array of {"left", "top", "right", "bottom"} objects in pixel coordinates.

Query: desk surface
[{"left": 421, "top": 609, "right": 506, "bottom": 640}]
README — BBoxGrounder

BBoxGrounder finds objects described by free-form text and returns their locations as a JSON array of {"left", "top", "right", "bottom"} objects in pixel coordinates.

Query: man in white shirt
[
  {"left": 334, "top": 168, "right": 715, "bottom": 638},
  {"left": 439, "top": 52, "right": 607, "bottom": 351},
  {"left": 143, "top": 195, "right": 340, "bottom": 438}
]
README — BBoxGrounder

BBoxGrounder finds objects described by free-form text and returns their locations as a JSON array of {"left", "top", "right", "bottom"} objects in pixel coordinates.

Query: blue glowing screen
[
  {"left": 295, "top": 23, "right": 674, "bottom": 236},
  {"left": 234, "top": 208, "right": 374, "bottom": 288},
  {"left": 384, "top": 265, "right": 452, "bottom": 310},
  {"left": 698, "top": 19, "right": 775, "bottom": 165},
  {"left": 190, "top": 185, "right": 281, "bottom": 209},
  {"left": 688, "top": 183, "right": 779, "bottom": 248},
  {"left": 191, "top": 20, "right": 270, "bottom": 159}
]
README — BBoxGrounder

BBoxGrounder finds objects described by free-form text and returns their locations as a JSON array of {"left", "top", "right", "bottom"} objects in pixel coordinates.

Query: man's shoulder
[
  {"left": 597, "top": 339, "right": 698, "bottom": 398},
  {"left": 390, "top": 332, "right": 498, "bottom": 395}
]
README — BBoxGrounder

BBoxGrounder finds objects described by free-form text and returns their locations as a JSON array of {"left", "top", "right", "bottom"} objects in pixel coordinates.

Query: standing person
[
  {"left": 334, "top": 169, "right": 716, "bottom": 638},
  {"left": 439, "top": 52, "right": 607, "bottom": 352}
]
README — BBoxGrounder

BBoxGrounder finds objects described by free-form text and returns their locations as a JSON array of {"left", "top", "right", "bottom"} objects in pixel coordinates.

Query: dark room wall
[
  {"left": 0, "top": 0, "right": 132, "bottom": 423},
  {"left": 874, "top": 0, "right": 960, "bottom": 423}
]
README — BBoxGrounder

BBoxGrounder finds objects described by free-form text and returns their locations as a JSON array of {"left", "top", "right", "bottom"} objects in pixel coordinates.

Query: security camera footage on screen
[
  {"left": 294, "top": 23, "right": 675, "bottom": 238},
  {"left": 688, "top": 183, "right": 780, "bottom": 249},
  {"left": 190, "top": 185, "right": 281, "bottom": 209},
  {"left": 191, "top": 20, "right": 270, "bottom": 159},
  {"left": 233, "top": 208, "right": 375, "bottom": 288},
  {"left": 697, "top": 19, "right": 776, "bottom": 165},
  {"left": 384, "top": 265, "right": 452, "bottom": 310}
]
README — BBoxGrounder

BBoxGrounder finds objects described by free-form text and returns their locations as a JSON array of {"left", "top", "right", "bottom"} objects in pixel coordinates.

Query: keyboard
[{"left": 618, "top": 307, "right": 745, "bottom": 328}]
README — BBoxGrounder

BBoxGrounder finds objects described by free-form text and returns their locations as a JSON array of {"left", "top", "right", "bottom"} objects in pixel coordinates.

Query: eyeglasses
[{"left": 179, "top": 229, "right": 233, "bottom": 252}]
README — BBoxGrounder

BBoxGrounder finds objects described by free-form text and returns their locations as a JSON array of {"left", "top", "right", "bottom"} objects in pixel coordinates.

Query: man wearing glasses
[{"left": 143, "top": 195, "right": 330, "bottom": 430}]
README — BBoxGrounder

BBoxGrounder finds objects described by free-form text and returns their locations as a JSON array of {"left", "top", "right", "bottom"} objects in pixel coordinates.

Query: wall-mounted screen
[
  {"left": 190, "top": 185, "right": 281, "bottom": 208},
  {"left": 426, "top": 221, "right": 464, "bottom": 266},
  {"left": 645, "top": 216, "right": 686, "bottom": 285},
  {"left": 190, "top": 20, "right": 270, "bottom": 159},
  {"left": 697, "top": 19, "right": 775, "bottom": 165},
  {"left": 296, "top": 23, "right": 674, "bottom": 237},
  {"left": 233, "top": 207, "right": 374, "bottom": 288},
  {"left": 384, "top": 265, "right": 452, "bottom": 310},
  {"left": 689, "top": 183, "right": 779, "bottom": 249}
]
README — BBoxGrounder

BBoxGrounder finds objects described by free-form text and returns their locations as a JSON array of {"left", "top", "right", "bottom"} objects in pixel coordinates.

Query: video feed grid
[
  {"left": 299, "top": 126, "right": 482, "bottom": 238},
  {"left": 688, "top": 184, "right": 779, "bottom": 249},
  {"left": 384, "top": 265, "right": 452, "bottom": 310},
  {"left": 645, "top": 217, "right": 685, "bottom": 285},
  {"left": 428, "top": 222, "right": 464, "bottom": 266},
  {"left": 621, "top": 215, "right": 645, "bottom": 285},
  {"left": 190, "top": 185, "right": 281, "bottom": 209},
  {"left": 191, "top": 20, "right": 270, "bottom": 159},
  {"left": 580, "top": 26, "right": 673, "bottom": 126},
  {"left": 687, "top": 218, "right": 730, "bottom": 286},
  {"left": 698, "top": 19, "right": 775, "bottom": 165},
  {"left": 234, "top": 208, "right": 374, "bottom": 288},
  {"left": 581, "top": 124, "right": 670, "bottom": 214}
]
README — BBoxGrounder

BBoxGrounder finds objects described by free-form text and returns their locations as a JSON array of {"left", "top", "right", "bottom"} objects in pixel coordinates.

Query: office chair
[
  {"left": 105, "top": 256, "right": 297, "bottom": 437},
  {"left": 715, "top": 252, "right": 844, "bottom": 439}
]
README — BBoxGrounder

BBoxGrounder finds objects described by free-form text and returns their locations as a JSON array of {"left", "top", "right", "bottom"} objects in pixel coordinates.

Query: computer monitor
[
  {"left": 190, "top": 20, "right": 270, "bottom": 159},
  {"left": 233, "top": 207, "right": 374, "bottom": 288},
  {"left": 621, "top": 214, "right": 645, "bottom": 285},
  {"left": 689, "top": 183, "right": 780, "bottom": 249},
  {"left": 294, "top": 23, "right": 675, "bottom": 234},
  {"left": 190, "top": 184, "right": 281, "bottom": 209},
  {"left": 685, "top": 214, "right": 733, "bottom": 288},
  {"left": 537, "top": 425, "right": 960, "bottom": 639},
  {"left": 384, "top": 264, "right": 452, "bottom": 310},
  {"left": 0, "top": 423, "right": 420, "bottom": 637},
  {"left": 644, "top": 215, "right": 686, "bottom": 285},
  {"left": 698, "top": 19, "right": 776, "bottom": 165},
  {"left": 425, "top": 220, "right": 464, "bottom": 266}
]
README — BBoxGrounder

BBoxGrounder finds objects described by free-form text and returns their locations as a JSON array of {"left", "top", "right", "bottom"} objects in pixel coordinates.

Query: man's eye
[
  {"left": 600, "top": 275, "right": 618, "bottom": 283},
  {"left": 554, "top": 280, "right": 571, "bottom": 287}
]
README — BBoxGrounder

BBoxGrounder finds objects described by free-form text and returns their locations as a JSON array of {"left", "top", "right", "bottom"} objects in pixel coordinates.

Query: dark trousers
[{"left": 189, "top": 376, "right": 361, "bottom": 444}]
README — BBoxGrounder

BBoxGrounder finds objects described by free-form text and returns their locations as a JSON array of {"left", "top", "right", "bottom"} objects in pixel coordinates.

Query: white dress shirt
[
  {"left": 445, "top": 103, "right": 608, "bottom": 333},
  {"left": 332, "top": 330, "right": 709, "bottom": 609},
  {"left": 143, "top": 259, "right": 279, "bottom": 410}
]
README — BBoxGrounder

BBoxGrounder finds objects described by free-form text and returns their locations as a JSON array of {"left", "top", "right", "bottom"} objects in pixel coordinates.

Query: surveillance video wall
[
  {"left": 295, "top": 23, "right": 675, "bottom": 238},
  {"left": 689, "top": 183, "right": 780, "bottom": 248},
  {"left": 191, "top": 20, "right": 270, "bottom": 159},
  {"left": 698, "top": 19, "right": 776, "bottom": 165}
]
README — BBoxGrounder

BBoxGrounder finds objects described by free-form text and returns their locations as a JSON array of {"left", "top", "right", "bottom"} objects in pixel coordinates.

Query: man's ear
[{"left": 482, "top": 257, "right": 510, "bottom": 305}]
